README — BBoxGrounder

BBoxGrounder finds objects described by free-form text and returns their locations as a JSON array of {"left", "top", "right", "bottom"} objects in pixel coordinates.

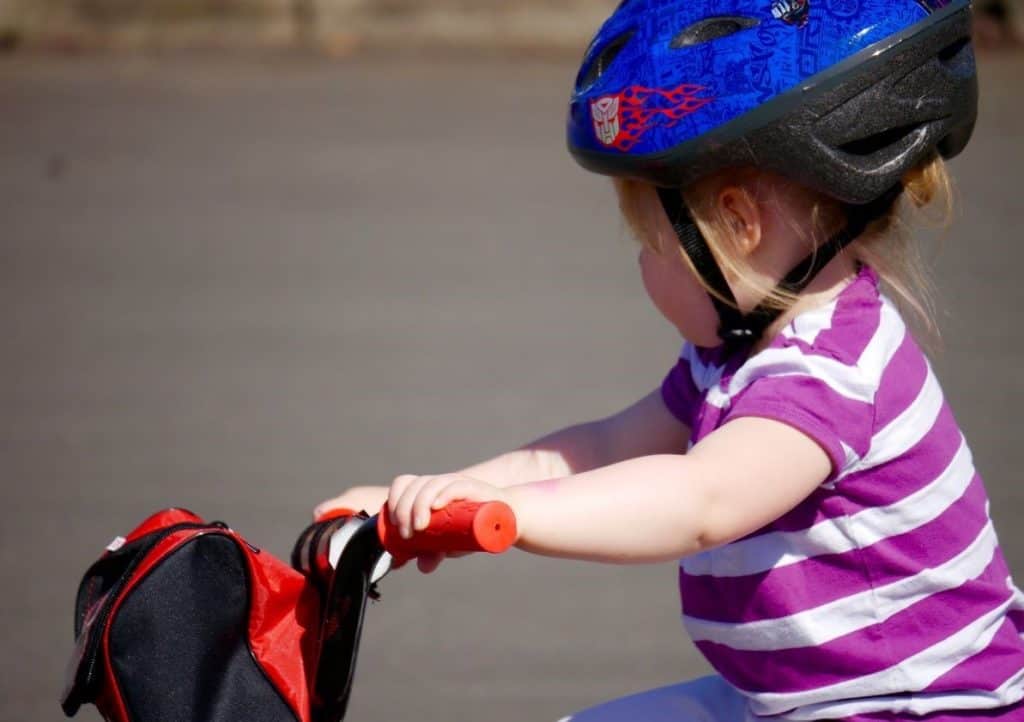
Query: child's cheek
[
  {"left": 674, "top": 287, "right": 720, "bottom": 347},
  {"left": 640, "top": 251, "right": 720, "bottom": 347}
]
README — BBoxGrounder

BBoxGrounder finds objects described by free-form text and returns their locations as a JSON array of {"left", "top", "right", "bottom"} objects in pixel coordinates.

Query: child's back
[{"left": 666, "top": 267, "right": 1024, "bottom": 719}]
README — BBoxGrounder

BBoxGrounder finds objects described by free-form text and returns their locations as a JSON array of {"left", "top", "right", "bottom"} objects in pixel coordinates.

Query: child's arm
[
  {"left": 390, "top": 416, "right": 831, "bottom": 564},
  {"left": 458, "top": 389, "right": 690, "bottom": 484},
  {"left": 315, "top": 389, "right": 689, "bottom": 518}
]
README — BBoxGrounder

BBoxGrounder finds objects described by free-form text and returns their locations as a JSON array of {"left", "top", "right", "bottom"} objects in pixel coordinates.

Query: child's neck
[{"left": 749, "top": 253, "right": 861, "bottom": 355}]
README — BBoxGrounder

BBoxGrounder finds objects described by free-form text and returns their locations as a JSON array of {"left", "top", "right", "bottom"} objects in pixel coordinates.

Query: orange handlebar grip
[{"left": 377, "top": 500, "right": 517, "bottom": 560}]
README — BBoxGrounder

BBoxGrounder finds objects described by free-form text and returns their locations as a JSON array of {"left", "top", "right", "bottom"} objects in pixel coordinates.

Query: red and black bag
[
  {"left": 62, "top": 502, "right": 516, "bottom": 722},
  {"left": 61, "top": 509, "right": 322, "bottom": 722}
]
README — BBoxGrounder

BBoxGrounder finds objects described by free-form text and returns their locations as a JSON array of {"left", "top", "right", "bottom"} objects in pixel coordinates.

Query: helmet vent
[
  {"left": 937, "top": 37, "right": 970, "bottom": 65},
  {"left": 671, "top": 17, "right": 759, "bottom": 49},
  {"left": 839, "top": 124, "right": 923, "bottom": 157},
  {"left": 576, "top": 29, "right": 635, "bottom": 91}
]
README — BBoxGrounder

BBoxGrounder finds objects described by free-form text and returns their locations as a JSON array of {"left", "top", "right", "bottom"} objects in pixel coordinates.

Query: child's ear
[{"left": 718, "top": 186, "right": 762, "bottom": 257}]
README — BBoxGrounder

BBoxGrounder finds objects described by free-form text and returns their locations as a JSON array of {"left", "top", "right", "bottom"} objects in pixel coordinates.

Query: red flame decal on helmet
[{"left": 592, "top": 84, "right": 712, "bottom": 152}]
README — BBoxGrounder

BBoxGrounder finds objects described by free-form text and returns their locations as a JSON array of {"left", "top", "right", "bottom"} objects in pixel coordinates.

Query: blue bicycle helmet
[{"left": 567, "top": 0, "right": 977, "bottom": 344}]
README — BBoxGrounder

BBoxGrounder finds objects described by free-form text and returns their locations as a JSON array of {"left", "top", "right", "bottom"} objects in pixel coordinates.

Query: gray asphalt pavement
[{"left": 2, "top": 51, "right": 1023, "bottom": 722}]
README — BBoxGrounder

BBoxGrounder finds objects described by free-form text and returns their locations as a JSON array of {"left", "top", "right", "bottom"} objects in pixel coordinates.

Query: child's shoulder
[
  {"left": 697, "top": 265, "right": 918, "bottom": 416},
  {"left": 714, "top": 266, "right": 922, "bottom": 474},
  {"left": 770, "top": 265, "right": 909, "bottom": 376},
  {"left": 679, "top": 266, "right": 917, "bottom": 401}
]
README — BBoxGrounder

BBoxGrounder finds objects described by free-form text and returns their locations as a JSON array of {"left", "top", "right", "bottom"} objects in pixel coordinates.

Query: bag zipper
[{"left": 71, "top": 521, "right": 222, "bottom": 706}]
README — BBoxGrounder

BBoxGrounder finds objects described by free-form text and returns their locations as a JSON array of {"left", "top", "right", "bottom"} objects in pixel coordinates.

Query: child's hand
[
  {"left": 387, "top": 473, "right": 512, "bottom": 573},
  {"left": 313, "top": 485, "right": 389, "bottom": 521}
]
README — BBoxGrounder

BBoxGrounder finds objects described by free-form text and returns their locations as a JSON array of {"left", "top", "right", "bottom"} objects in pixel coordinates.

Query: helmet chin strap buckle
[
  {"left": 721, "top": 327, "right": 755, "bottom": 340},
  {"left": 717, "top": 311, "right": 770, "bottom": 351}
]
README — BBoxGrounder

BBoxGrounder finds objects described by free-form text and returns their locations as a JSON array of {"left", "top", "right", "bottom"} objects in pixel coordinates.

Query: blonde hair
[{"left": 614, "top": 155, "right": 953, "bottom": 342}]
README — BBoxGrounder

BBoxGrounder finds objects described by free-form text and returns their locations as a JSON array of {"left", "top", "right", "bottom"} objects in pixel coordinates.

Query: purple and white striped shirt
[{"left": 661, "top": 267, "right": 1024, "bottom": 721}]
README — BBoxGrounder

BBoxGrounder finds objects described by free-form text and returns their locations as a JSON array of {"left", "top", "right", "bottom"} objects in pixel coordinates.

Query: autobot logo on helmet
[
  {"left": 771, "top": 0, "right": 810, "bottom": 26},
  {"left": 589, "top": 85, "right": 712, "bottom": 152},
  {"left": 591, "top": 96, "right": 621, "bottom": 146}
]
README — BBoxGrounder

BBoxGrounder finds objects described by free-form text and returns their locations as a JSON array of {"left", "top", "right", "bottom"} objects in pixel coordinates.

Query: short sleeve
[
  {"left": 661, "top": 345, "right": 701, "bottom": 429},
  {"left": 724, "top": 357, "right": 876, "bottom": 481}
]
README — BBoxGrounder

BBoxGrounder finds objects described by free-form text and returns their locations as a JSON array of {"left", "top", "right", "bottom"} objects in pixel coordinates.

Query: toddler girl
[{"left": 317, "top": 0, "right": 1024, "bottom": 718}]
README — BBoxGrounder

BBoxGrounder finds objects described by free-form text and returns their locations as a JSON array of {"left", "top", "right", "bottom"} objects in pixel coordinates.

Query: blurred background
[{"left": 2, "top": 2, "right": 1023, "bottom": 721}]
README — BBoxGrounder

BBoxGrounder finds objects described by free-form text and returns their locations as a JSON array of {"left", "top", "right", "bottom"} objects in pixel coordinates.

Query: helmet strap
[
  {"left": 656, "top": 184, "right": 903, "bottom": 350},
  {"left": 655, "top": 187, "right": 750, "bottom": 343}
]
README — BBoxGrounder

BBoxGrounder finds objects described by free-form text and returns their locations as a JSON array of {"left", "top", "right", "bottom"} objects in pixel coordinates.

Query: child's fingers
[
  {"left": 429, "top": 485, "right": 461, "bottom": 511},
  {"left": 413, "top": 551, "right": 470, "bottom": 574},
  {"left": 388, "top": 474, "right": 418, "bottom": 511},
  {"left": 410, "top": 475, "right": 464, "bottom": 532},
  {"left": 313, "top": 495, "right": 347, "bottom": 520},
  {"left": 312, "top": 491, "right": 366, "bottom": 520},
  {"left": 430, "top": 478, "right": 492, "bottom": 510},
  {"left": 415, "top": 552, "right": 444, "bottom": 574},
  {"left": 313, "top": 486, "right": 389, "bottom": 520},
  {"left": 388, "top": 474, "right": 422, "bottom": 525},
  {"left": 430, "top": 479, "right": 477, "bottom": 507},
  {"left": 391, "top": 475, "right": 437, "bottom": 539},
  {"left": 391, "top": 474, "right": 503, "bottom": 539}
]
